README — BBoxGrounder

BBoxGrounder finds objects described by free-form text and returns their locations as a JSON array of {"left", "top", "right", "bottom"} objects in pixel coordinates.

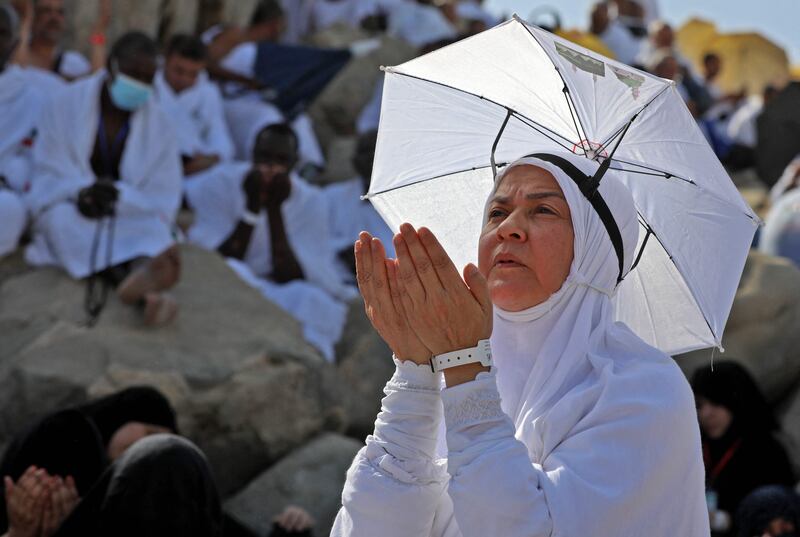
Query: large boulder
[
  {"left": 225, "top": 433, "right": 363, "bottom": 537},
  {"left": 0, "top": 245, "right": 345, "bottom": 495},
  {"left": 677, "top": 251, "right": 800, "bottom": 402},
  {"left": 335, "top": 301, "right": 394, "bottom": 438}
]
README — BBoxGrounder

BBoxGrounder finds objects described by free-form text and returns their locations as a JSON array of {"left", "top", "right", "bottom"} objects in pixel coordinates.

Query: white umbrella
[{"left": 366, "top": 16, "right": 759, "bottom": 355}]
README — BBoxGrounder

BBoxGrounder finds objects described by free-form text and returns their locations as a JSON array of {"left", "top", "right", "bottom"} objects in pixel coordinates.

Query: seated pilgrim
[
  {"left": 202, "top": 0, "right": 326, "bottom": 175},
  {"left": 10, "top": 0, "right": 105, "bottom": 96},
  {"left": 24, "top": 32, "right": 183, "bottom": 326},
  {"left": 323, "top": 130, "right": 394, "bottom": 286},
  {"left": 0, "top": 4, "right": 44, "bottom": 258},
  {"left": 24, "top": 0, "right": 90, "bottom": 78},
  {"left": 154, "top": 34, "right": 235, "bottom": 178},
  {"left": 187, "top": 123, "right": 357, "bottom": 362}
]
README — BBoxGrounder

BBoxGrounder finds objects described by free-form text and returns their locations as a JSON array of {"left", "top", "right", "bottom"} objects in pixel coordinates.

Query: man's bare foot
[
  {"left": 117, "top": 245, "right": 181, "bottom": 305},
  {"left": 142, "top": 292, "right": 179, "bottom": 326}
]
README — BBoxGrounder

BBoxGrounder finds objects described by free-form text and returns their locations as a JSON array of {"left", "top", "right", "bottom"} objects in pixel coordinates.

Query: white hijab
[{"left": 484, "top": 151, "right": 707, "bottom": 534}]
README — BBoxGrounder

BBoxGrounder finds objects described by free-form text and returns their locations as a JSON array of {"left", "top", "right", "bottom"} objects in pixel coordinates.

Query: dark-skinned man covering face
[{"left": 186, "top": 123, "right": 358, "bottom": 361}]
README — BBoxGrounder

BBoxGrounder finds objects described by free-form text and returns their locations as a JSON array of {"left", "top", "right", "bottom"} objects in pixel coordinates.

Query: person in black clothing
[
  {"left": 0, "top": 387, "right": 315, "bottom": 537},
  {"left": 737, "top": 485, "right": 800, "bottom": 537},
  {"left": 692, "top": 361, "right": 795, "bottom": 536}
]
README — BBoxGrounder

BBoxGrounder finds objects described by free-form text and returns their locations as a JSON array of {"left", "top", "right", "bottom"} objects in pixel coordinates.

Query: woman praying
[{"left": 332, "top": 151, "right": 709, "bottom": 536}]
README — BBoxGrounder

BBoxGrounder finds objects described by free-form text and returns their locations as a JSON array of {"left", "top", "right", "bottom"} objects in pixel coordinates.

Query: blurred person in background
[
  {"left": 9, "top": 0, "right": 110, "bottom": 95},
  {"left": 155, "top": 34, "right": 234, "bottom": 178},
  {"left": 759, "top": 157, "right": 800, "bottom": 267},
  {"left": 0, "top": 387, "right": 221, "bottom": 537},
  {"left": 736, "top": 485, "right": 800, "bottom": 537},
  {"left": 0, "top": 386, "right": 317, "bottom": 537},
  {"left": 186, "top": 123, "right": 356, "bottom": 362},
  {"left": 756, "top": 80, "right": 800, "bottom": 188},
  {"left": 588, "top": 1, "right": 642, "bottom": 65},
  {"left": 323, "top": 130, "right": 394, "bottom": 286},
  {"left": 0, "top": 2, "right": 42, "bottom": 258},
  {"left": 203, "top": 0, "right": 326, "bottom": 177},
  {"left": 24, "top": 31, "right": 183, "bottom": 326},
  {"left": 692, "top": 361, "right": 795, "bottom": 537}
]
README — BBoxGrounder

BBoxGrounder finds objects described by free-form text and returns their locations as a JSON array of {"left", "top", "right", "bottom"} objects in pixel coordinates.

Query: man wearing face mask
[
  {"left": 25, "top": 31, "right": 183, "bottom": 326},
  {"left": 0, "top": 2, "right": 43, "bottom": 258},
  {"left": 186, "top": 123, "right": 357, "bottom": 362}
]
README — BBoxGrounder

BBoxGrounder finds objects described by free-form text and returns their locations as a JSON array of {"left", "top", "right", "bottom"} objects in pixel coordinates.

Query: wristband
[
  {"left": 430, "top": 339, "right": 492, "bottom": 373},
  {"left": 90, "top": 33, "right": 107, "bottom": 46},
  {"left": 241, "top": 209, "right": 260, "bottom": 226}
]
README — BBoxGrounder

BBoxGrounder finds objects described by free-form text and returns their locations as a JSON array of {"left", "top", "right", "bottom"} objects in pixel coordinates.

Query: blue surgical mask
[{"left": 108, "top": 62, "right": 152, "bottom": 111}]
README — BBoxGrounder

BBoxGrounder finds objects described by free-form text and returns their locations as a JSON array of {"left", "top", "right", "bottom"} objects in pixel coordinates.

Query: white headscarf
[{"left": 485, "top": 151, "right": 707, "bottom": 535}]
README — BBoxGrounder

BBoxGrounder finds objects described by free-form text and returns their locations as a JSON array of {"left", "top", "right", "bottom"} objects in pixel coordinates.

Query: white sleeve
[
  {"left": 441, "top": 370, "right": 553, "bottom": 537},
  {"left": 332, "top": 358, "right": 450, "bottom": 537}
]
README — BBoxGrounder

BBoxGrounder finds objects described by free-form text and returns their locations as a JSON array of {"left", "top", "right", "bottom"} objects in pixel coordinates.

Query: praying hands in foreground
[
  {"left": 354, "top": 223, "right": 493, "bottom": 387},
  {"left": 2, "top": 466, "right": 79, "bottom": 537}
]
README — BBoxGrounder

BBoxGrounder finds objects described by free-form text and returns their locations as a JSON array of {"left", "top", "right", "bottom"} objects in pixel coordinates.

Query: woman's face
[
  {"left": 107, "top": 421, "right": 173, "bottom": 461},
  {"left": 478, "top": 165, "right": 575, "bottom": 311},
  {"left": 696, "top": 396, "right": 733, "bottom": 439}
]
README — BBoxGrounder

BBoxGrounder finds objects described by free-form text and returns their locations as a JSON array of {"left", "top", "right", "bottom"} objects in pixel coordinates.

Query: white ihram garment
[
  {"left": 25, "top": 72, "right": 182, "bottom": 278},
  {"left": 154, "top": 70, "right": 235, "bottom": 161},
  {"left": 332, "top": 154, "right": 709, "bottom": 536},
  {"left": 0, "top": 66, "right": 44, "bottom": 256},
  {"left": 323, "top": 177, "right": 395, "bottom": 285},
  {"left": 186, "top": 163, "right": 357, "bottom": 361}
]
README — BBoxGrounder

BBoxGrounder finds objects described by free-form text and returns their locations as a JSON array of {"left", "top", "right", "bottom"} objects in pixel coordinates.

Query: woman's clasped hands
[{"left": 355, "top": 223, "right": 492, "bottom": 378}]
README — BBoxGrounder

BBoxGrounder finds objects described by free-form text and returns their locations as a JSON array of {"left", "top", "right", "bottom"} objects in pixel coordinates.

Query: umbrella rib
[
  {"left": 607, "top": 165, "right": 694, "bottom": 185},
  {"left": 510, "top": 113, "right": 574, "bottom": 152},
  {"left": 594, "top": 84, "right": 672, "bottom": 155},
  {"left": 608, "top": 158, "right": 693, "bottom": 183},
  {"left": 385, "top": 70, "right": 577, "bottom": 146},
  {"left": 515, "top": 20, "right": 591, "bottom": 148},
  {"left": 628, "top": 213, "right": 721, "bottom": 349},
  {"left": 365, "top": 164, "right": 503, "bottom": 198}
]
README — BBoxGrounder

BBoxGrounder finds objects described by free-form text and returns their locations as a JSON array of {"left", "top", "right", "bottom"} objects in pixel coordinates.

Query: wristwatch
[{"left": 430, "top": 339, "right": 492, "bottom": 373}]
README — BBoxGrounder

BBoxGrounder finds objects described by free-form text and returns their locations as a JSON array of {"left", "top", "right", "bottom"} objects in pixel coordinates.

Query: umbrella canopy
[{"left": 367, "top": 16, "right": 759, "bottom": 355}]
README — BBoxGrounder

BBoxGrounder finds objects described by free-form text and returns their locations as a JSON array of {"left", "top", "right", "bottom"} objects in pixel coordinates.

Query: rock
[
  {"left": 318, "top": 136, "right": 357, "bottom": 186},
  {"left": 677, "top": 251, "right": 800, "bottom": 402},
  {"left": 335, "top": 301, "right": 394, "bottom": 438},
  {"left": 225, "top": 433, "right": 363, "bottom": 537},
  {"left": 0, "top": 245, "right": 345, "bottom": 495}
]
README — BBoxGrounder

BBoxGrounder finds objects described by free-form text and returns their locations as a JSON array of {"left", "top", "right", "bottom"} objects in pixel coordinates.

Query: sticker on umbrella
[
  {"left": 611, "top": 66, "right": 646, "bottom": 100},
  {"left": 555, "top": 41, "right": 605, "bottom": 80}
]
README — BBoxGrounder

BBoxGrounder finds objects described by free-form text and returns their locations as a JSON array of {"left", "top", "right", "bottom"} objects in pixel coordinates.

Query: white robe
[
  {"left": 332, "top": 155, "right": 709, "bottom": 536},
  {"left": 25, "top": 72, "right": 182, "bottom": 278},
  {"left": 323, "top": 177, "right": 395, "bottom": 285},
  {"left": 154, "top": 70, "right": 235, "bottom": 160},
  {"left": 186, "top": 162, "right": 357, "bottom": 361},
  {"left": 0, "top": 66, "right": 44, "bottom": 256}
]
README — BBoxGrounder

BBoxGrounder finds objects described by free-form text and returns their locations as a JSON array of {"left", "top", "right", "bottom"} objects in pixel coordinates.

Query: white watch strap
[
  {"left": 429, "top": 339, "right": 492, "bottom": 372},
  {"left": 241, "top": 209, "right": 261, "bottom": 226}
]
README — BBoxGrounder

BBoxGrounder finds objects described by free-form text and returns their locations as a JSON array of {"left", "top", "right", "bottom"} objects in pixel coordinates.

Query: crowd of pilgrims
[{"left": 0, "top": 0, "right": 799, "bottom": 536}]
